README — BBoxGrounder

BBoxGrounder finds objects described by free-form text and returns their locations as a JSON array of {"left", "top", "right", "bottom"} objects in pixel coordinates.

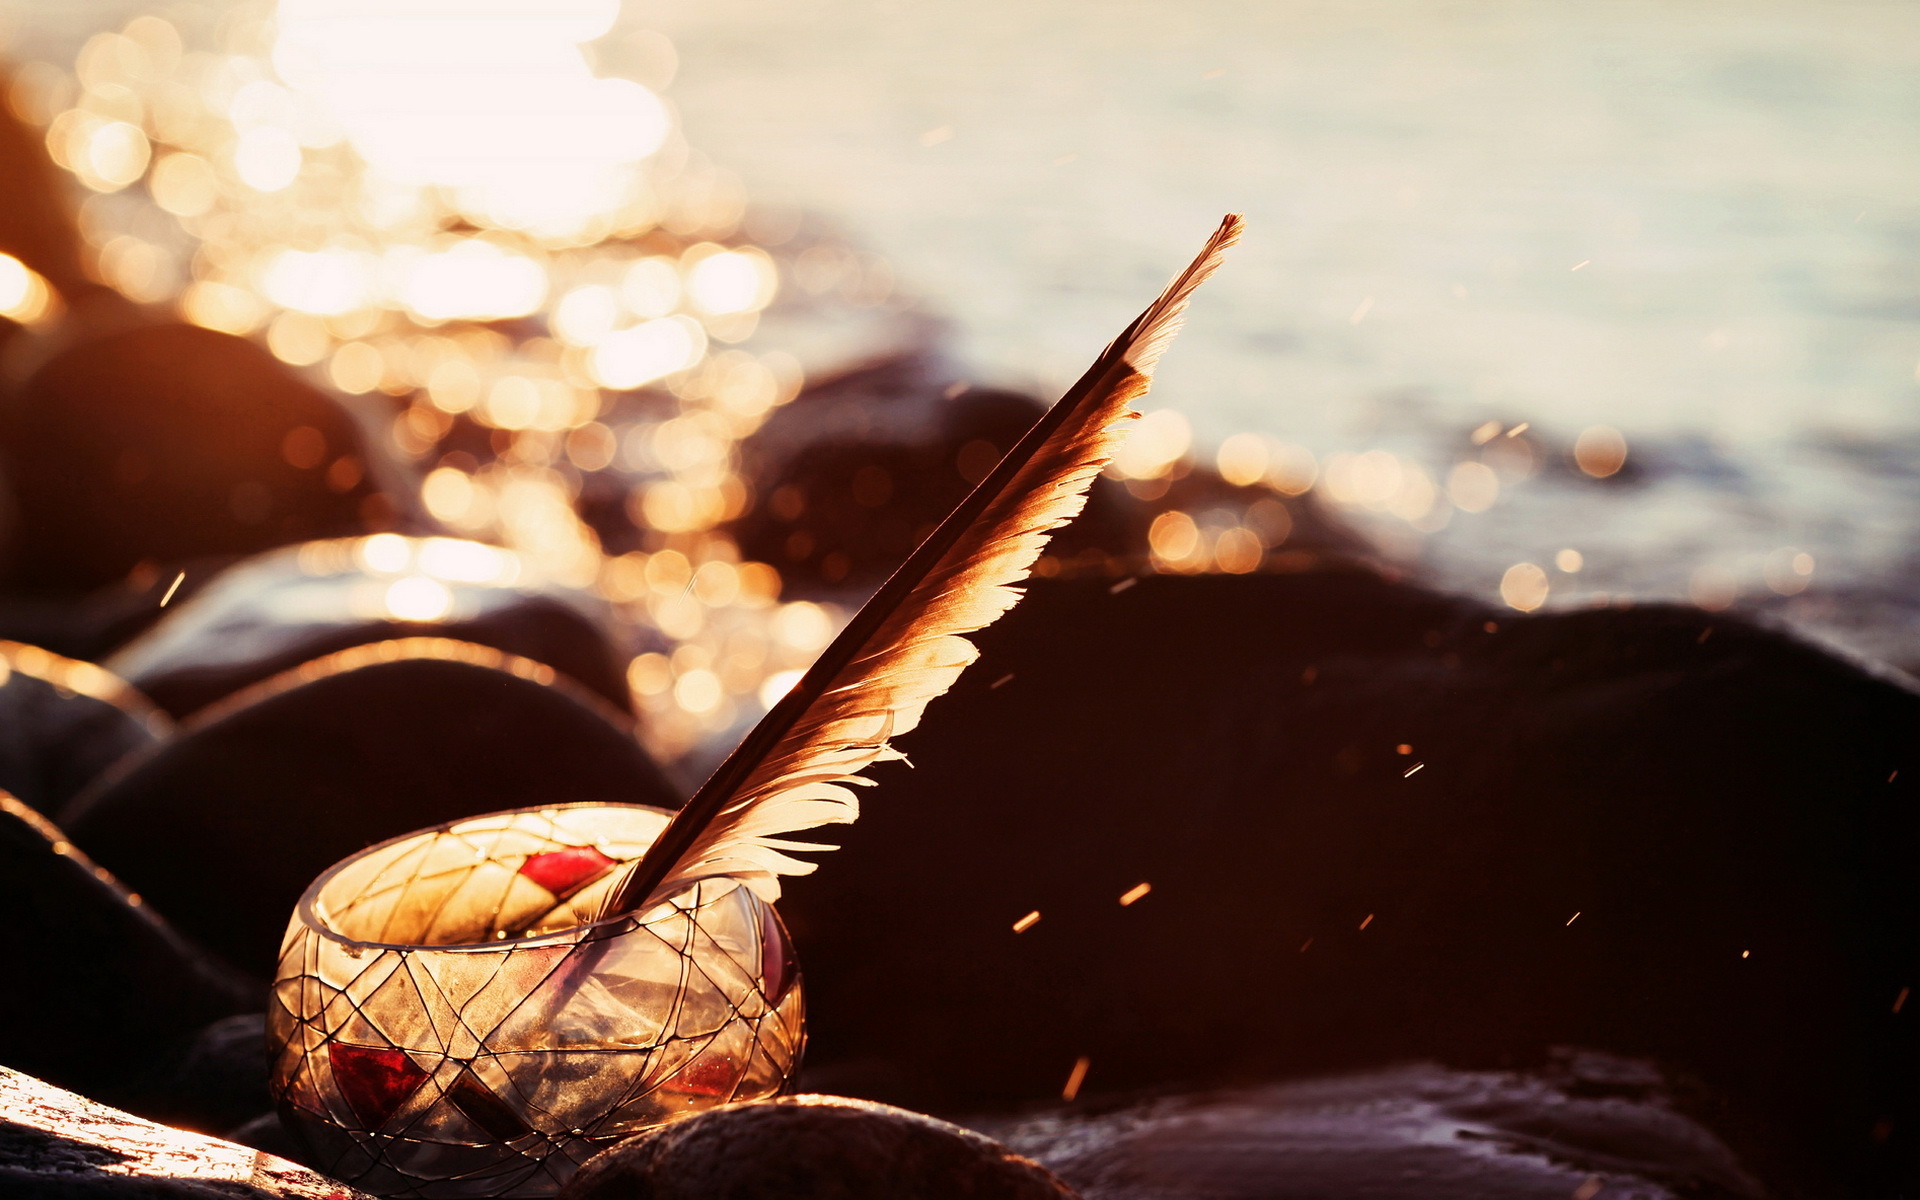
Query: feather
[{"left": 599, "top": 214, "right": 1244, "bottom": 920}]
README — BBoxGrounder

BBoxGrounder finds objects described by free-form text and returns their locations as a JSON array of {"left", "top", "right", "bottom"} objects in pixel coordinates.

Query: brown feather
[{"left": 599, "top": 214, "right": 1244, "bottom": 919}]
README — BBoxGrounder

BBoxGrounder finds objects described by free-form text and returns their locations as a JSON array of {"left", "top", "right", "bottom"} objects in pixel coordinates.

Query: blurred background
[{"left": 0, "top": 0, "right": 1913, "bottom": 777}]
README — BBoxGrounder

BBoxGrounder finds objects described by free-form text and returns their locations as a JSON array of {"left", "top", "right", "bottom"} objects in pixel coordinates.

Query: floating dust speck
[
  {"left": 990, "top": 673, "right": 1014, "bottom": 689},
  {"left": 1012, "top": 910, "right": 1041, "bottom": 934},
  {"left": 1566, "top": 911, "right": 1580, "bottom": 926},
  {"left": 1062, "top": 1055, "right": 1091, "bottom": 1101},
  {"left": 1403, "top": 762, "right": 1424, "bottom": 778},
  {"left": 1358, "top": 913, "right": 1374, "bottom": 930},
  {"left": 1118, "top": 882, "right": 1150, "bottom": 906},
  {"left": 1894, "top": 987, "right": 1909, "bottom": 1014},
  {"left": 1109, "top": 576, "right": 1137, "bottom": 594},
  {"left": 159, "top": 571, "right": 185, "bottom": 606}
]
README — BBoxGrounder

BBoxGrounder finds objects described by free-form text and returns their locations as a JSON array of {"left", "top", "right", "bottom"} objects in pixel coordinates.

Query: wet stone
[
  {"left": 727, "top": 359, "right": 1141, "bottom": 596},
  {"left": 0, "top": 1063, "right": 371, "bottom": 1199},
  {"left": 982, "top": 1057, "right": 1762, "bottom": 1200},
  {"left": 0, "top": 320, "right": 399, "bottom": 595},
  {"left": 559, "top": 1095, "right": 1079, "bottom": 1200},
  {"left": 105, "top": 537, "right": 636, "bottom": 718},
  {"left": 0, "top": 641, "right": 164, "bottom": 814},
  {"left": 0, "top": 795, "right": 252, "bottom": 1120},
  {"left": 58, "top": 642, "right": 681, "bottom": 975},
  {"left": 782, "top": 570, "right": 1919, "bottom": 1195}
]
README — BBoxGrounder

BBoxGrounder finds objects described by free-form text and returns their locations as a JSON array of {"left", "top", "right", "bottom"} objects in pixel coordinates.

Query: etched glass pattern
[{"left": 268, "top": 804, "right": 804, "bottom": 1198}]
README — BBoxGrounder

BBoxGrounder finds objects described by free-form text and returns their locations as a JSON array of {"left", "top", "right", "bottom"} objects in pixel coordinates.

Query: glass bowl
[{"left": 268, "top": 803, "right": 803, "bottom": 1198}]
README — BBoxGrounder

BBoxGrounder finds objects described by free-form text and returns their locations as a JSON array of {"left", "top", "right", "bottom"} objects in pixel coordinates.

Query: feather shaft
[{"left": 599, "top": 214, "right": 1243, "bottom": 919}]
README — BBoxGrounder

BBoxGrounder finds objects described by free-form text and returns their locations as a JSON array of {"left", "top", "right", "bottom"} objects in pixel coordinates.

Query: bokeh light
[{"left": 19, "top": 1, "right": 1670, "bottom": 768}]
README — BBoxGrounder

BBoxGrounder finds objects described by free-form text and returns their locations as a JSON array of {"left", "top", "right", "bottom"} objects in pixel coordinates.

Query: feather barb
[{"left": 599, "top": 214, "right": 1243, "bottom": 919}]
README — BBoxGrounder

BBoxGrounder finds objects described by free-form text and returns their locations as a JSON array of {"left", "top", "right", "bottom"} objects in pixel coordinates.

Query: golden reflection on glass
[{"left": 269, "top": 804, "right": 802, "bottom": 1197}]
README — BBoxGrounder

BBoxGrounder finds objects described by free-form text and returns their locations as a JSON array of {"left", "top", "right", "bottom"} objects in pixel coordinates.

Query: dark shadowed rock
[
  {"left": 0, "top": 320, "right": 402, "bottom": 594},
  {"left": 780, "top": 570, "right": 1917, "bottom": 1196},
  {"left": 114, "top": 1015, "right": 273, "bottom": 1140},
  {"left": 983, "top": 1055, "right": 1761, "bottom": 1200},
  {"left": 726, "top": 356, "right": 1372, "bottom": 598},
  {"left": 0, "top": 559, "right": 231, "bottom": 666},
  {"left": 0, "top": 78, "right": 94, "bottom": 302},
  {"left": 0, "top": 1064, "right": 370, "bottom": 1199},
  {"left": 58, "top": 639, "right": 680, "bottom": 974},
  {"left": 105, "top": 537, "right": 636, "bottom": 717},
  {"left": 0, "top": 794, "right": 251, "bottom": 1112},
  {"left": 0, "top": 641, "right": 165, "bottom": 813},
  {"left": 727, "top": 360, "right": 1139, "bottom": 594},
  {"left": 560, "top": 1095, "right": 1078, "bottom": 1200}
]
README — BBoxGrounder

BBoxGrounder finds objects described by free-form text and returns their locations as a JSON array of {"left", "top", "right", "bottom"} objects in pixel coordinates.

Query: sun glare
[{"left": 272, "top": 0, "right": 666, "bottom": 238}]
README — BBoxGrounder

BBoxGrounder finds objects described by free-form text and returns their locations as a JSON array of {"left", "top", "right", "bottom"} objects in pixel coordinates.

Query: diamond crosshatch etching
[{"left": 268, "top": 803, "right": 803, "bottom": 1198}]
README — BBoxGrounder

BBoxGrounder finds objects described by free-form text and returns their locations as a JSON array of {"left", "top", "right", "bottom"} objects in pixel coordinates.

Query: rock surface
[
  {"left": 105, "top": 538, "right": 637, "bottom": 718},
  {"left": 0, "top": 320, "right": 396, "bottom": 594},
  {"left": 781, "top": 569, "right": 1917, "bottom": 1195},
  {"left": 984, "top": 1055, "right": 1761, "bottom": 1200},
  {"left": 725, "top": 356, "right": 1371, "bottom": 598},
  {"left": 560, "top": 1095, "right": 1078, "bottom": 1200},
  {"left": 0, "top": 1064, "right": 368, "bottom": 1198},
  {"left": 0, "top": 793, "right": 252, "bottom": 1115},
  {"left": 0, "top": 641, "right": 164, "bottom": 814},
  {"left": 59, "top": 639, "right": 681, "bottom": 974}
]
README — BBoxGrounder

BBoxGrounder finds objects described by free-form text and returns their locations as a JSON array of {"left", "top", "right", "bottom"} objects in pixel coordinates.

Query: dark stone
[
  {"left": 105, "top": 538, "right": 636, "bottom": 718},
  {"left": 727, "top": 360, "right": 1140, "bottom": 595},
  {"left": 0, "top": 76, "right": 94, "bottom": 301},
  {"left": 0, "top": 795, "right": 251, "bottom": 1111},
  {"left": 0, "top": 320, "right": 403, "bottom": 594},
  {"left": 727, "top": 357, "right": 1371, "bottom": 596},
  {"left": 0, "top": 560, "right": 231, "bottom": 667},
  {"left": 223, "top": 1112, "right": 302, "bottom": 1164},
  {"left": 559, "top": 1095, "right": 1078, "bottom": 1200},
  {"left": 984, "top": 1055, "right": 1762, "bottom": 1200},
  {"left": 0, "top": 1064, "right": 371, "bottom": 1198},
  {"left": 114, "top": 1015, "right": 272, "bottom": 1139},
  {"left": 0, "top": 642, "right": 163, "bottom": 814},
  {"left": 779, "top": 570, "right": 1918, "bottom": 1195},
  {"left": 58, "top": 641, "right": 681, "bottom": 975}
]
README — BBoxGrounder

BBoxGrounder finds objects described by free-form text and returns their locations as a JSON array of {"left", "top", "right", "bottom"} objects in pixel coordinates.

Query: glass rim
[{"left": 294, "top": 800, "right": 683, "bottom": 955}]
